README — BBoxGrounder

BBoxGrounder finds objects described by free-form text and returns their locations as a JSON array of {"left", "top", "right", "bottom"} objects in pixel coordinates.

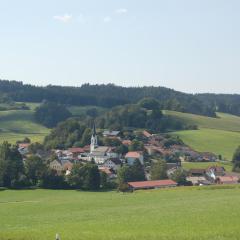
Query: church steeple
[{"left": 90, "top": 122, "right": 98, "bottom": 153}]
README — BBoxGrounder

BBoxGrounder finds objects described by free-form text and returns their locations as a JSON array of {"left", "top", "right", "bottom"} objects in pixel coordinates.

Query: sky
[{"left": 0, "top": 0, "right": 239, "bottom": 93}]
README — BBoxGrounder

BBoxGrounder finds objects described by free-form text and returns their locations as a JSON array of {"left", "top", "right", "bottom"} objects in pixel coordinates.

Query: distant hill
[{"left": 0, "top": 79, "right": 215, "bottom": 117}]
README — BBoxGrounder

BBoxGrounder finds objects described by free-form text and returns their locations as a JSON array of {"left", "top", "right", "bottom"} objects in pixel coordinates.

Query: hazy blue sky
[{"left": 0, "top": 0, "right": 239, "bottom": 93}]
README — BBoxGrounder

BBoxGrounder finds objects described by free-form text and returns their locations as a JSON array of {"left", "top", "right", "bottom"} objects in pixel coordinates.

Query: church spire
[
  {"left": 90, "top": 121, "right": 98, "bottom": 153},
  {"left": 93, "top": 121, "right": 96, "bottom": 136}
]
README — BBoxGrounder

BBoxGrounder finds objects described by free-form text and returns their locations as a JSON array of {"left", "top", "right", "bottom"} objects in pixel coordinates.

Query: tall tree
[
  {"left": 34, "top": 101, "right": 72, "bottom": 128},
  {"left": 131, "top": 159, "right": 145, "bottom": 181},
  {"left": 25, "top": 155, "right": 47, "bottom": 185},
  {"left": 150, "top": 160, "right": 167, "bottom": 180},
  {"left": 67, "top": 163, "right": 100, "bottom": 190},
  {"left": 232, "top": 146, "right": 240, "bottom": 172},
  {"left": 0, "top": 142, "right": 24, "bottom": 187}
]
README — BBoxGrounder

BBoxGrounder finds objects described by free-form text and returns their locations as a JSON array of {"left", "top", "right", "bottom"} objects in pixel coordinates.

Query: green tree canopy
[
  {"left": 138, "top": 98, "right": 160, "bottom": 110},
  {"left": 232, "top": 146, "right": 240, "bottom": 172},
  {"left": 0, "top": 142, "right": 24, "bottom": 187},
  {"left": 150, "top": 160, "right": 167, "bottom": 180},
  {"left": 25, "top": 155, "right": 47, "bottom": 185},
  {"left": 34, "top": 101, "right": 72, "bottom": 128},
  {"left": 67, "top": 163, "right": 100, "bottom": 190}
]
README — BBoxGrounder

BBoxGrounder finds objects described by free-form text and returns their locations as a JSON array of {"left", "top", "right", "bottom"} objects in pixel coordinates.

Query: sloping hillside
[
  {"left": 0, "top": 109, "right": 49, "bottom": 144},
  {"left": 165, "top": 111, "right": 240, "bottom": 160}
]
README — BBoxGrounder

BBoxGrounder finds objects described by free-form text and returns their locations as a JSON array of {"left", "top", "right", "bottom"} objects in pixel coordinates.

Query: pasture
[
  {"left": 165, "top": 111, "right": 240, "bottom": 160},
  {"left": 0, "top": 109, "right": 49, "bottom": 144},
  {"left": 0, "top": 187, "right": 240, "bottom": 240}
]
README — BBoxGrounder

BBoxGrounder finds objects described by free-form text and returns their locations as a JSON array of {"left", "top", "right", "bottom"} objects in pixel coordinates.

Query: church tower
[{"left": 90, "top": 122, "right": 98, "bottom": 153}]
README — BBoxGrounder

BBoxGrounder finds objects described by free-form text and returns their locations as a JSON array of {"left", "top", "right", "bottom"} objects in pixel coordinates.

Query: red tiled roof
[
  {"left": 128, "top": 180, "right": 177, "bottom": 189},
  {"left": 143, "top": 130, "right": 152, "bottom": 138},
  {"left": 18, "top": 143, "right": 30, "bottom": 148},
  {"left": 125, "top": 151, "right": 142, "bottom": 158},
  {"left": 122, "top": 140, "right": 132, "bottom": 146},
  {"left": 217, "top": 176, "right": 239, "bottom": 183},
  {"left": 68, "top": 148, "right": 85, "bottom": 153},
  {"left": 99, "top": 167, "right": 113, "bottom": 175}
]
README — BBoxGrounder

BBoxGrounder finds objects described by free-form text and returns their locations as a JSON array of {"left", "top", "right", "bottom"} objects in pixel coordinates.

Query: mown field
[
  {"left": 0, "top": 103, "right": 105, "bottom": 144},
  {"left": 165, "top": 111, "right": 240, "bottom": 160},
  {"left": 182, "top": 161, "right": 233, "bottom": 172},
  {"left": 0, "top": 187, "right": 240, "bottom": 240},
  {"left": 0, "top": 109, "right": 49, "bottom": 144}
]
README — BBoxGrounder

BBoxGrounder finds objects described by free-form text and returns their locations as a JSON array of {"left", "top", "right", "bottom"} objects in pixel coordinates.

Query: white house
[{"left": 103, "top": 158, "right": 122, "bottom": 171}]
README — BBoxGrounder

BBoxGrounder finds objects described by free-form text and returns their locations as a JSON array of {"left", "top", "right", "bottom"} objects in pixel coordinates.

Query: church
[{"left": 87, "top": 122, "right": 118, "bottom": 164}]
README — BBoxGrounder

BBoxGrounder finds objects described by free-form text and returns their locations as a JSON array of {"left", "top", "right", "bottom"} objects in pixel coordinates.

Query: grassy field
[
  {"left": 0, "top": 109, "right": 49, "bottom": 144},
  {"left": 182, "top": 161, "right": 233, "bottom": 172},
  {"left": 165, "top": 111, "right": 240, "bottom": 160},
  {"left": 173, "top": 128, "right": 240, "bottom": 160},
  {"left": 165, "top": 111, "right": 240, "bottom": 132},
  {"left": 0, "top": 187, "right": 240, "bottom": 240}
]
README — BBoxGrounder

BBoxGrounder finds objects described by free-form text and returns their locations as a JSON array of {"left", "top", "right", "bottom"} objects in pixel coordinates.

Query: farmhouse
[
  {"left": 18, "top": 143, "right": 30, "bottom": 155},
  {"left": 189, "top": 168, "right": 206, "bottom": 176},
  {"left": 102, "top": 158, "right": 122, "bottom": 171},
  {"left": 125, "top": 151, "right": 144, "bottom": 165},
  {"left": 128, "top": 180, "right": 177, "bottom": 190},
  {"left": 216, "top": 176, "right": 239, "bottom": 185},
  {"left": 142, "top": 130, "right": 152, "bottom": 138},
  {"left": 50, "top": 159, "right": 73, "bottom": 174},
  {"left": 103, "top": 130, "right": 120, "bottom": 137},
  {"left": 187, "top": 176, "right": 211, "bottom": 186},
  {"left": 68, "top": 147, "right": 85, "bottom": 158}
]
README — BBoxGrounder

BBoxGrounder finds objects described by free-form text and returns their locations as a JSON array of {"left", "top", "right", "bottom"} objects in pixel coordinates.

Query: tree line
[{"left": 0, "top": 79, "right": 218, "bottom": 116}]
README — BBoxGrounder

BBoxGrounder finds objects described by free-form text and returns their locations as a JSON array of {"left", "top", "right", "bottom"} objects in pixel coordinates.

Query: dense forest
[
  {"left": 0, "top": 80, "right": 214, "bottom": 116},
  {"left": 1, "top": 79, "right": 240, "bottom": 117}
]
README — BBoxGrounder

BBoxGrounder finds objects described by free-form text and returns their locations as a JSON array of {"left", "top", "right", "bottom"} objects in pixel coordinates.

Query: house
[
  {"left": 142, "top": 130, "right": 152, "bottom": 138},
  {"left": 189, "top": 168, "right": 206, "bottom": 177},
  {"left": 18, "top": 143, "right": 30, "bottom": 155},
  {"left": 50, "top": 160, "right": 64, "bottom": 173},
  {"left": 122, "top": 140, "right": 132, "bottom": 146},
  {"left": 49, "top": 159, "right": 73, "bottom": 174},
  {"left": 125, "top": 151, "right": 144, "bottom": 165},
  {"left": 200, "top": 152, "right": 218, "bottom": 162},
  {"left": 186, "top": 176, "right": 211, "bottom": 186},
  {"left": 68, "top": 147, "right": 85, "bottom": 158},
  {"left": 102, "top": 158, "right": 122, "bottom": 171},
  {"left": 128, "top": 179, "right": 177, "bottom": 190},
  {"left": 206, "top": 166, "right": 225, "bottom": 177},
  {"left": 102, "top": 130, "right": 120, "bottom": 137},
  {"left": 215, "top": 176, "right": 239, "bottom": 185}
]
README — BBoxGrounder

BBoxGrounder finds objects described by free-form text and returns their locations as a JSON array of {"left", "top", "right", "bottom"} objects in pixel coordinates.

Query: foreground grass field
[
  {"left": 0, "top": 109, "right": 49, "bottom": 144},
  {"left": 1, "top": 187, "right": 240, "bottom": 240},
  {"left": 165, "top": 111, "right": 240, "bottom": 160}
]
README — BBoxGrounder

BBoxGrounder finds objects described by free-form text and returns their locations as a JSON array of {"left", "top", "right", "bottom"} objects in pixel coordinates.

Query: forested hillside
[
  {"left": 0, "top": 80, "right": 215, "bottom": 116},
  {"left": 197, "top": 93, "right": 240, "bottom": 116}
]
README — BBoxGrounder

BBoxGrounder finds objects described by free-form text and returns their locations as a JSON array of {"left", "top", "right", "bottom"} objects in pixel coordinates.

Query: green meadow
[
  {"left": 0, "top": 109, "right": 49, "bottom": 144},
  {"left": 1, "top": 187, "right": 240, "bottom": 240},
  {"left": 165, "top": 111, "right": 240, "bottom": 160}
]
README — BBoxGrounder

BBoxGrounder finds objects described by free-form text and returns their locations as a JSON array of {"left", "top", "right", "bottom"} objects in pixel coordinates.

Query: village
[{"left": 18, "top": 124, "right": 240, "bottom": 191}]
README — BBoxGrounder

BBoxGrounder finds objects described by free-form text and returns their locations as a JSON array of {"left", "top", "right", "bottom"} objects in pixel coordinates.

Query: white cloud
[
  {"left": 103, "top": 16, "right": 112, "bottom": 23},
  {"left": 53, "top": 14, "right": 73, "bottom": 23},
  {"left": 115, "top": 8, "right": 128, "bottom": 14}
]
